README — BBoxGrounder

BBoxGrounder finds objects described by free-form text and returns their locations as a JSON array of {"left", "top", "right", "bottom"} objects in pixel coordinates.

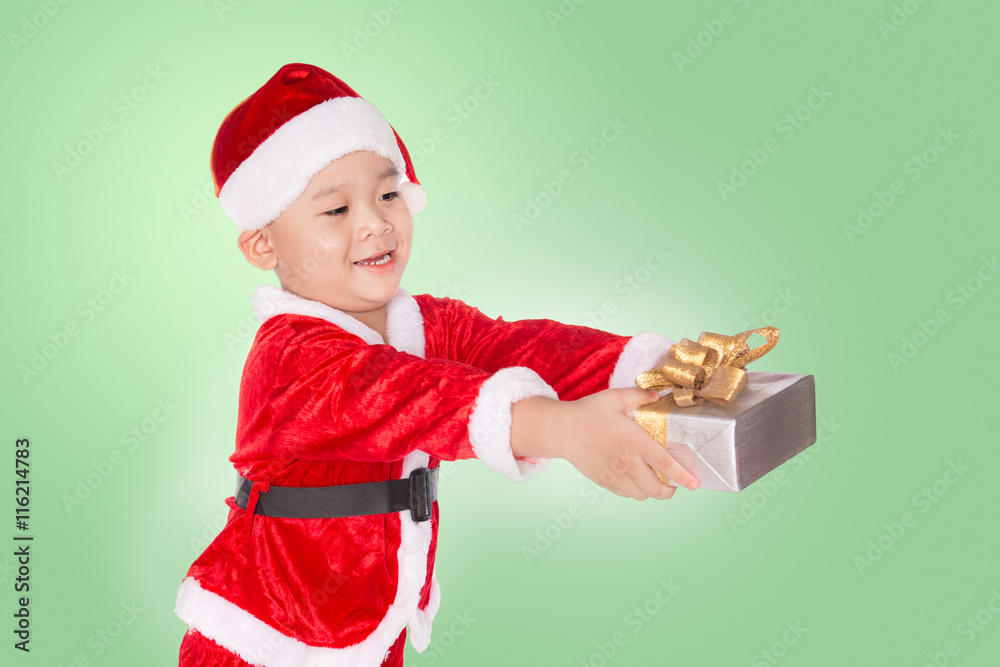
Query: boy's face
[{"left": 250, "top": 150, "right": 413, "bottom": 319}]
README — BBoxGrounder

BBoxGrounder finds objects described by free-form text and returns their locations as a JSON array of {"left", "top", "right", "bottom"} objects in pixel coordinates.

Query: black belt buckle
[{"left": 408, "top": 467, "right": 437, "bottom": 523}]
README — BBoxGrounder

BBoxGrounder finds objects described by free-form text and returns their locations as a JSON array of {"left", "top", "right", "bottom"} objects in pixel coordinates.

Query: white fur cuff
[
  {"left": 468, "top": 367, "right": 559, "bottom": 482},
  {"left": 608, "top": 331, "right": 675, "bottom": 390}
]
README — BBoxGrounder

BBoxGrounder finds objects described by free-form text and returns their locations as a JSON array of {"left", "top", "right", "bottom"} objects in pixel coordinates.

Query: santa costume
[{"left": 174, "top": 63, "right": 674, "bottom": 666}]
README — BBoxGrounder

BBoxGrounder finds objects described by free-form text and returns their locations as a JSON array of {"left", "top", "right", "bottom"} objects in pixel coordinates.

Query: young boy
[{"left": 174, "top": 63, "right": 698, "bottom": 667}]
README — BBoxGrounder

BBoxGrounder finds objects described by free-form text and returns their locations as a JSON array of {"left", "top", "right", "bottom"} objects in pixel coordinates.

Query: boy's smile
[{"left": 237, "top": 150, "right": 414, "bottom": 340}]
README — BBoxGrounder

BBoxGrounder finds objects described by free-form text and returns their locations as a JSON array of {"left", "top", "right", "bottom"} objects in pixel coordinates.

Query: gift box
[{"left": 631, "top": 328, "right": 816, "bottom": 493}]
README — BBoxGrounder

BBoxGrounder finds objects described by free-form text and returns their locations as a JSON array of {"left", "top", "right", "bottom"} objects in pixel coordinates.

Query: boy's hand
[{"left": 511, "top": 388, "right": 699, "bottom": 500}]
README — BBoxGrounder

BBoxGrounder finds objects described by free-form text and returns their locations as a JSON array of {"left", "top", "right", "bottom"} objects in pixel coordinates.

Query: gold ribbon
[{"left": 633, "top": 327, "right": 780, "bottom": 484}]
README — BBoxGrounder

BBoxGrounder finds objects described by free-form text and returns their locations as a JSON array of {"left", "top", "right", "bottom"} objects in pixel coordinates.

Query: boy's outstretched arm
[
  {"left": 510, "top": 387, "right": 699, "bottom": 500},
  {"left": 418, "top": 294, "right": 674, "bottom": 403}
]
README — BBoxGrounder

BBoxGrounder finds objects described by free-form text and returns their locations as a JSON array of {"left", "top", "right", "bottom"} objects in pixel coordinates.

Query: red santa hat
[{"left": 210, "top": 63, "right": 427, "bottom": 232}]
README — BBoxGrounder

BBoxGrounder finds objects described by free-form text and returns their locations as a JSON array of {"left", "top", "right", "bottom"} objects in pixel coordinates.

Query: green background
[{"left": 2, "top": 0, "right": 998, "bottom": 664}]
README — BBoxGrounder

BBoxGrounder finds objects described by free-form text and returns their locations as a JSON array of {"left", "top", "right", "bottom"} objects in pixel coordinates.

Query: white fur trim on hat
[
  {"left": 220, "top": 96, "right": 427, "bottom": 232},
  {"left": 397, "top": 179, "right": 427, "bottom": 217}
]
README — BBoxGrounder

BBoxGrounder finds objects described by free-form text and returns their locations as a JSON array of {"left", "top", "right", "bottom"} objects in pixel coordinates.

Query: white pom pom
[{"left": 398, "top": 180, "right": 427, "bottom": 216}]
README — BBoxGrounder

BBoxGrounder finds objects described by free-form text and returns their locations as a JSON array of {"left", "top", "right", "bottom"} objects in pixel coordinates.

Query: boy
[{"left": 174, "top": 63, "right": 698, "bottom": 667}]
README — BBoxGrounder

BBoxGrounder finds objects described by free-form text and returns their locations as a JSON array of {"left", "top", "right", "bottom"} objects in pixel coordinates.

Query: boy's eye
[{"left": 322, "top": 192, "right": 396, "bottom": 216}]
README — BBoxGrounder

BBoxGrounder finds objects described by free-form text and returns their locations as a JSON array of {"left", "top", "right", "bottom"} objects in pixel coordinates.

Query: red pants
[{"left": 178, "top": 627, "right": 407, "bottom": 666}]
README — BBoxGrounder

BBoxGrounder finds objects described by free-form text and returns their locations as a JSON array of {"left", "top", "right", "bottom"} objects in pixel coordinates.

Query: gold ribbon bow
[{"left": 633, "top": 327, "right": 780, "bottom": 484}]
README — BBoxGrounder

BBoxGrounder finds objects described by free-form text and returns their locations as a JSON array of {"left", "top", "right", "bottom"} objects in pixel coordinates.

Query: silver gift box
[{"left": 650, "top": 371, "right": 816, "bottom": 492}]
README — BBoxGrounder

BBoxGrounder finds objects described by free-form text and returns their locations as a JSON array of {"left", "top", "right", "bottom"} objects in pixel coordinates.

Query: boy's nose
[{"left": 355, "top": 205, "right": 391, "bottom": 237}]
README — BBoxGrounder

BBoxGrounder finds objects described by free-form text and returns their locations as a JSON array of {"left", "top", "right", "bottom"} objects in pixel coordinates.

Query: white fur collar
[{"left": 249, "top": 284, "right": 426, "bottom": 358}]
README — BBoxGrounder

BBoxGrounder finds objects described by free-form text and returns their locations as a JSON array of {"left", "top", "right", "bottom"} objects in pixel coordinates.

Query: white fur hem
[
  {"left": 175, "top": 451, "right": 435, "bottom": 666},
  {"left": 468, "top": 367, "right": 558, "bottom": 482},
  {"left": 407, "top": 572, "right": 441, "bottom": 652},
  {"left": 219, "top": 96, "right": 426, "bottom": 232},
  {"left": 178, "top": 290, "right": 437, "bottom": 664}
]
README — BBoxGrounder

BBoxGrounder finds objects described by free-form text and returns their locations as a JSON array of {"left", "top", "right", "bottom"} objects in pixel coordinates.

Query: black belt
[{"left": 234, "top": 467, "right": 438, "bottom": 523}]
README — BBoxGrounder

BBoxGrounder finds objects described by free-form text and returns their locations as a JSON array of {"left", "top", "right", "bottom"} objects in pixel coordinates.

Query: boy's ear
[{"left": 237, "top": 229, "right": 278, "bottom": 271}]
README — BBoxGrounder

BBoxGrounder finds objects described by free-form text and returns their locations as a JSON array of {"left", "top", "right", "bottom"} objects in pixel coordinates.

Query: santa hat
[{"left": 210, "top": 63, "right": 427, "bottom": 232}]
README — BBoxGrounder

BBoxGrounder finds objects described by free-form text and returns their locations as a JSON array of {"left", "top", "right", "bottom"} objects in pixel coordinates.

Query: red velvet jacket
[{"left": 175, "top": 284, "right": 671, "bottom": 666}]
